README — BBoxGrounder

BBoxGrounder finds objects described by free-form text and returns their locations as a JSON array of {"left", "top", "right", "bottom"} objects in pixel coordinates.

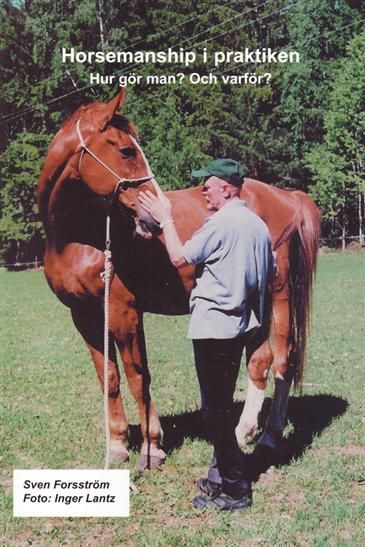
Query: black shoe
[
  {"left": 192, "top": 491, "right": 252, "bottom": 512},
  {"left": 197, "top": 477, "right": 222, "bottom": 497}
]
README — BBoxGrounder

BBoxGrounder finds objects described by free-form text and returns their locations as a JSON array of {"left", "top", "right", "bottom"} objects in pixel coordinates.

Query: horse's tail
[{"left": 274, "top": 191, "right": 321, "bottom": 391}]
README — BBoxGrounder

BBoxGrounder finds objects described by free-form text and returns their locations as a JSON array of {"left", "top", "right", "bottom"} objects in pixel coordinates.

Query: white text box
[{"left": 13, "top": 469, "right": 129, "bottom": 517}]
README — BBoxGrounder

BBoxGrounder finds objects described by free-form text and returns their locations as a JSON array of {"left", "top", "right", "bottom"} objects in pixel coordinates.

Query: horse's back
[{"left": 166, "top": 178, "right": 314, "bottom": 247}]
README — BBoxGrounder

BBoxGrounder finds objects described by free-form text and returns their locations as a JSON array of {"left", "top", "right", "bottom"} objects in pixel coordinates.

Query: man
[{"left": 138, "top": 159, "right": 276, "bottom": 512}]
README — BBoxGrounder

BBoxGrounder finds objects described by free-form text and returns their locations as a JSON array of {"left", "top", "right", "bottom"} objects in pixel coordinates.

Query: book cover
[{"left": 1, "top": 1, "right": 364, "bottom": 544}]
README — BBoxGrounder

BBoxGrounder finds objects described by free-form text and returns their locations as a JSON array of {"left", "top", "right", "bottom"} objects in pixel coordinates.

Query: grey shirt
[{"left": 183, "top": 199, "right": 275, "bottom": 339}]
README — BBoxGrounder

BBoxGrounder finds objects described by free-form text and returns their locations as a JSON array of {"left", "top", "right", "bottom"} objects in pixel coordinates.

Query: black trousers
[{"left": 193, "top": 335, "right": 250, "bottom": 499}]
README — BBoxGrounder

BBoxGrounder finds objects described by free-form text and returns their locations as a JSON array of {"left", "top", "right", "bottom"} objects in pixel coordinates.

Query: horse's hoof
[
  {"left": 137, "top": 449, "right": 166, "bottom": 471},
  {"left": 109, "top": 440, "right": 129, "bottom": 463}
]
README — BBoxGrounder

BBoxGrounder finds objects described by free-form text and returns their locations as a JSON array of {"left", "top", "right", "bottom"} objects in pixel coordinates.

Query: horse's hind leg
[
  {"left": 235, "top": 332, "right": 273, "bottom": 447},
  {"left": 258, "top": 297, "right": 293, "bottom": 450},
  {"left": 71, "top": 305, "right": 129, "bottom": 462}
]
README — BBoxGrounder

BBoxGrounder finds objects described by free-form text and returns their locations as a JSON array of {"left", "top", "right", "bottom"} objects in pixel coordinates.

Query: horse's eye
[{"left": 120, "top": 147, "right": 135, "bottom": 159}]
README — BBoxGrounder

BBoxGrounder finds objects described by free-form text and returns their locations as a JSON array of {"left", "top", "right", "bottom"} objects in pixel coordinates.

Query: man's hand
[
  {"left": 138, "top": 190, "right": 172, "bottom": 225},
  {"left": 138, "top": 190, "right": 187, "bottom": 267}
]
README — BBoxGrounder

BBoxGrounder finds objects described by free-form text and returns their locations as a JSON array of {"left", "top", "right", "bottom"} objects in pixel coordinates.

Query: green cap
[{"left": 191, "top": 159, "right": 247, "bottom": 187}]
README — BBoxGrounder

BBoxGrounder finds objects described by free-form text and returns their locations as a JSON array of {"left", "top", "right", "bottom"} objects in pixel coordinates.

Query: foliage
[
  {"left": 276, "top": 0, "right": 363, "bottom": 187},
  {"left": 0, "top": 0, "right": 364, "bottom": 262},
  {"left": 0, "top": 1, "right": 37, "bottom": 140},
  {"left": 124, "top": 88, "right": 209, "bottom": 189},
  {"left": 0, "top": 132, "right": 50, "bottom": 262},
  {"left": 306, "top": 32, "right": 365, "bottom": 236}
]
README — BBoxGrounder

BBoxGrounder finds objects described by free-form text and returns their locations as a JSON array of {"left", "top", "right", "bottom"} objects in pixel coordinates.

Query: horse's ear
[{"left": 100, "top": 87, "right": 127, "bottom": 130}]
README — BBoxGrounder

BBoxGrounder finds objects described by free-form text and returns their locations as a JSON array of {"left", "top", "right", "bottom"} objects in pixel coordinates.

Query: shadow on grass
[
  {"left": 244, "top": 393, "right": 349, "bottom": 480},
  {"left": 129, "top": 394, "right": 348, "bottom": 479}
]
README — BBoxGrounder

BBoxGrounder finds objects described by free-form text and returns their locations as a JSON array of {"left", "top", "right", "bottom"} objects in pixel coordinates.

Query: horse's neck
[
  {"left": 166, "top": 187, "right": 211, "bottom": 242},
  {"left": 46, "top": 178, "right": 114, "bottom": 251}
]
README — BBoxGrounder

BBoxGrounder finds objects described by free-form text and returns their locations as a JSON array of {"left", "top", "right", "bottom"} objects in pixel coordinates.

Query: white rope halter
[{"left": 76, "top": 118, "right": 164, "bottom": 197}]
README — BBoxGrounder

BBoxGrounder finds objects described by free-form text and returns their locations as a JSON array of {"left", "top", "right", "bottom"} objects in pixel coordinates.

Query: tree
[
  {"left": 1, "top": 0, "right": 364, "bottom": 263},
  {"left": 0, "top": 1, "right": 37, "bottom": 144},
  {"left": 276, "top": 0, "right": 363, "bottom": 188},
  {"left": 306, "top": 32, "right": 365, "bottom": 248},
  {"left": 125, "top": 89, "right": 208, "bottom": 189},
  {"left": 0, "top": 132, "right": 50, "bottom": 263}
]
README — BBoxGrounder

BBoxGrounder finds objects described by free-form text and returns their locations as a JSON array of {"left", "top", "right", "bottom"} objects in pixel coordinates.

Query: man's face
[{"left": 202, "top": 176, "right": 227, "bottom": 211}]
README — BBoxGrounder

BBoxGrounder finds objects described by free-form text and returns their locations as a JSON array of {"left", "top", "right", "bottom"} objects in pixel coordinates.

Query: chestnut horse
[{"left": 37, "top": 88, "right": 320, "bottom": 469}]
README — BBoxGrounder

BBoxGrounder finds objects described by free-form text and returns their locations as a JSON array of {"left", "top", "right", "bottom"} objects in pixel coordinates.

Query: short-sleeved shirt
[{"left": 183, "top": 199, "right": 275, "bottom": 339}]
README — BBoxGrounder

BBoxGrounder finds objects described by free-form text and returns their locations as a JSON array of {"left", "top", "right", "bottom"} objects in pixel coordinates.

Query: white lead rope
[
  {"left": 102, "top": 212, "right": 138, "bottom": 495},
  {"left": 103, "top": 216, "right": 112, "bottom": 470},
  {"left": 103, "top": 216, "right": 140, "bottom": 496}
]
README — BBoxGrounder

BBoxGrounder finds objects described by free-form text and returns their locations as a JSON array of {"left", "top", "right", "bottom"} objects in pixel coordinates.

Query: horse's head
[
  {"left": 78, "top": 89, "right": 162, "bottom": 238},
  {"left": 54, "top": 88, "right": 161, "bottom": 239}
]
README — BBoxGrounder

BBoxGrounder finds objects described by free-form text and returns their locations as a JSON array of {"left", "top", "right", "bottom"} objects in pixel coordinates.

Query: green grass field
[{"left": 1, "top": 252, "right": 364, "bottom": 546}]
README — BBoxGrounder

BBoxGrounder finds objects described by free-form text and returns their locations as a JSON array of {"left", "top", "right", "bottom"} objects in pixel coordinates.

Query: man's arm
[
  {"left": 138, "top": 191, "right": 188, "bottom": 267},
  {"left": 160, "top": 222, "right": 188, "bottom": 267}
]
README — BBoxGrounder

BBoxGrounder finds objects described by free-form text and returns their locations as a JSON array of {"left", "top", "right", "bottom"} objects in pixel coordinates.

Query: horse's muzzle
[{"left": 134, "top": 210, "right": 161, "bottom": 239}]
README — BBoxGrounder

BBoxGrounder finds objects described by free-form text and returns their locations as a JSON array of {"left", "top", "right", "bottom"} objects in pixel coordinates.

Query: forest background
[{"left": 0, "top": 0, "right": 364, "bottom": 265}]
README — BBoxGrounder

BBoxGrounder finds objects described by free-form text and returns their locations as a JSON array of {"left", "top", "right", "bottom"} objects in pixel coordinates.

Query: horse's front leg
[
  {"left": 109, "top": 291, "right": 165, "bottom": 469},
  {"left": 71, "top": 305, "right": 129, "bottom": 462},
  {"left": 115, "top": 326, "right": 165, "bottom": 470},
  {"left": 235, "top": 333, "right": 273, "bottom": 447},
  {"left": 258, "top": 297, "right": 293, "bottom": 450}
]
